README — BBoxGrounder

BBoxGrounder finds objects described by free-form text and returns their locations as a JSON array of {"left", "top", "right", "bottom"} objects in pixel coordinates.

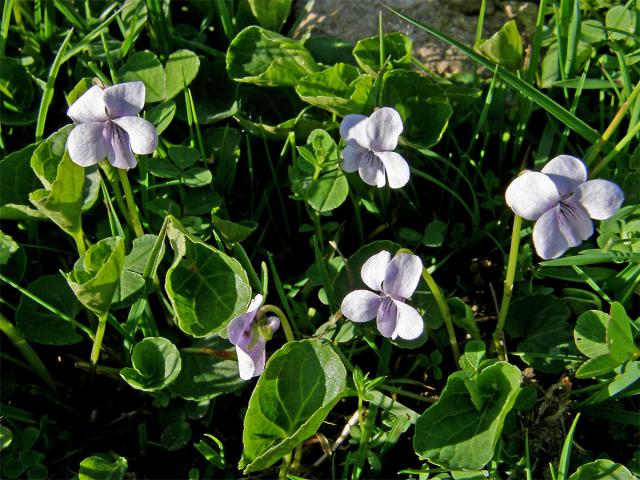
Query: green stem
[
  {"left": 117, "top": 169, "right": 145, "bottom": 237},
  {"left": 0, "top": 311, "right": 58, "bottom": 392},
  {"left": 278, "top": 453, "right": 292, "bottom": 480},
  {"left": 73, "top": 230, "right": 86, "bottom": 256},
  {"left": 584, "top": 80, "right": 640, "bottom": 167},
  {"left": 421, "top": 267, "right": 460, "bottom": 364},
  {"left": 492, "top": 214, "right": 522, "bottom": 359},
  {"left": 589, "top": 121, "right": 640, "bottom": 178},
  {"left": 259, "top": 305, "right": 294, "bottom": 343},
  {"left": 90, "top": 313, "right": 108, "bottom": 365}
]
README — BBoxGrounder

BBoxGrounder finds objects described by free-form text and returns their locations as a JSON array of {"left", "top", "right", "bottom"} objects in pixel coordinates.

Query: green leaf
[
  {"left": 575, "top": 355, "right": 621, "bottom": 378},
  {"left": 607, "top": 302, "right": 639, "bottom": 363},
  {"left": 183, "top": 168, "right": 213, "bottom": 188},
  {"left": 505, "top": 295, "right": 574, "bottom": 373},
  {"left": 120, "top": 337, "right": 182, "bottom": 392},
  {"left": 0, "top": 231, "right": 19, "bottom": 266},
  {"left": 170, "top": 338, "right": 244, "bottom": 401},
  {"left": 0, "top": 425, "right": 13, "bottom": 451},
  {"left": 111, "top": 234, "right": 161, "bottom": 309},
  {"left": 459, "top": 340, "right": 486, "bottom": 374},
  {"left": 296, "top": 63, "right": 373, "bottom": 116},
  {"left": 226, "top": 26, "right": 320, "bottom": 87},
  {"left": 160, "top": 421, "right": 191, "bottom": 451},
  {"left": 584, "top": 361, "right": 640, "bottom": 405},
  {"left": 386, "top": 7, "right": 601, "bottom": 145},
  {"left": 64, "top": 237, "right": 126, "bottom": 317},
  {"left": 211, "top": 215, "right": 258, "bottom": 245},
  {"left": 248, "top": 0, "right": 292, "bottom": 31},
  {"left": 413, "top": 362, "right": 521, "bottom": 470},
  {"left": 0, "top": 58, "right": 37, "bottom": 125},
  {"left": 289, "top": 129, "right": 349, "bottom": 212},
  {"left": 568, "top": 459, "right": 635, "bottom": 480},
  {"left": 164, "top": 216, "right": 251, "bottom": 337},
  {"left": 0, "top": 143, "right": 40, "bottom": 218},
  {"left": 352, "top": 32, "right": 412, "bottom": 75},
  {"left": 118, "top": 50, "right": 166, "bottom": 103},
  {"left": 119, "top": 0, "right": 147, "bottom": 56},
  {"left": 29, "top": 152, "right": 85, "bottom": 238},
  {"left": 79, "top": 453, "right": 128, "bottom": 480},
  {"left": 239, "top": 339, "right": 347, "bottom": 473},
  {"left": 165, "top": 49, "right": 200, "bottom": 100},
  {"left": 574, "top": 310, "right": 610, "bottom": 359},
  {"left": 605, "top": 5, "right": 636, "bottom": 42},
  {"left": 423, "top": 220, "right": 447, "bottom": 247},
  {"left": 16, "top": 274, "right": 83, "bottom": 345},
  {"left": 381, "top": 70, "right": 452, "bottom": 148},
  {"left": 146, "top": 101, "right": 176, "bottom": 135},
  {"left": 477, "top": 20, "right": 523, "bottom": 71}
]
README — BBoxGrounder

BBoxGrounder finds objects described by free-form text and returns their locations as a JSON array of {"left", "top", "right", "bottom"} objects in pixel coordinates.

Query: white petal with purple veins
[
  {"left": 341, "top": 290, "right": 381, "bottom": 323},
  {"left": 67, "top": 122, "right": 108, "bottom": 167},
  {"left": 104, "top": 122, "right": 137, "bottom": 170},
  {"left": 505, "top": 171, "right": 561, "bottom": 220},
  {"left": 533, "top": 206, "right": 570, "bottom": 259},
  {"left": 541, "top": 155, "right": 587, "bottom": 197},
  {"left": 558, "top": 200, "right": 593, "bottom": 247},
  {"left": 113, "top": 116, "right": 158, "bottom": 154},
  {"left": 228, "top": 294, "right": 262, "bottom": 348},
  {"left": 376, "top": 296, "right": 397, "bottom": 337},
  {"left": 376, "top": 151, "right": 410, "bottom": 189},
  {"left": 383, "top": 253, "right": 422, "bottom": 299},
  {"left": 103, "top": 81, "right": 146, "bottom": 118},
  {"left": 574, "top": 179, "right": 624, "bottom": 220},
  {"left": 358, "top": 155, "right": 386, "bottom": 187},
  {"left": 366, "top": 107, "right": 403, "bottom": 152},
  {"left": 340, "top": 114, "right": 368, "bottom": 147},
  {"left": 361, "top": 250, "right": 391, "bottom": 291},
  {"left": 392, "top": 300, "right": 423, "bottom": 340},
  {"left": 67, "top": 86, "right": 108, "bottom": 123},
  {"left": 341, "top": 144, "right": 367, "bottom": 172}
]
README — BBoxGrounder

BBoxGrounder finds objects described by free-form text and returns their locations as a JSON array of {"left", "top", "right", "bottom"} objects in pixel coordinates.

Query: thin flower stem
[
  {"left": 589, "top": 121, "right": 640, "bottom": 178},
  {"left": 117, "top": 169, "right": 145, "bottom": 237},
  {"left": 0, "top": 311, "right": 58, "bottom": 392},
  {"left": 584, "top": 80, "right": 640, "bottom": 166},
  {"left": 106, "top": 168, "right": 132, "bottom": 229},
  {"left": 90, "top": 313, "right": 108, "bottom": 365},
  {"left": 259, "top": 305, "right": 294, "bottom": 343},
  {"left": 278, "top": 453, "right": 292, "bottom": 480},
  {"left": 492, "top": 214, "right": 523, "bottom": 359},
  {"left": 421, "top": 268, "right": 460, "bottom": 364}
]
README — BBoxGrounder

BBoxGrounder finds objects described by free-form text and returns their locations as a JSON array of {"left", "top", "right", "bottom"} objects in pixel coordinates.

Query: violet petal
[
  {"left": 574, "top": 179, "right": 624, "bottom": 220},
  {"left": 505, "top": 171, "right": 561, "bottom": 221},
  {"left": 376, "top": 151, "right": 409, "bottom": 189},
  {"left": 341, "top": 290, "right": 381, "bottom": 323},
  {"left": 391, "top": 300, "right": 423, "bottom": 340},
  {"left": 113, "top": 116, "right": 158, "bottom": 155},
  {"left": 103, "top": 81, "right": 146, "bottom": 118},
  {"left": 366, "top": 107, "right": 403, "bottom": 152},
  {"left": 532, "top": 206, "right": 570, "bottom": 259},
  {"left": 67, "top": 122, "right": 108, "bottom": 167},
  {"left": 383, "top": 253, "right": 422, "bottom": 299},
  {"left": 376, "top": 296, "right": 397, "bottom": 338},
  {"left": 541, "top": 155, "right": 587, "bottom": 197},
  {"left": 67, "top": 86, "right": 108, "bottom": 123}
]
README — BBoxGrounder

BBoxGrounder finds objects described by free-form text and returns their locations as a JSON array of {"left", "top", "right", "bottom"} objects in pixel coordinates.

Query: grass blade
[{"left": 557, "top": 413, "right": 581, "bottom": 480}]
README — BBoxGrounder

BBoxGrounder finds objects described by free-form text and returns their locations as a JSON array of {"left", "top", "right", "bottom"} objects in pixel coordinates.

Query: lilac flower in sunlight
[
  {"left": 340, "top": 107, "right": 410, "bottom": 189},
  {"left": 66, "top": 81, "right": 157, "bottom": 170},
  {"left": 228, "top": 294, "right": 280, "bottom": 380},
  {"left": 505, "top": 154, "right": 624, "bottom": 260},
  {"left": 341, "top": 250, "right": 424, "bottom": 340}
]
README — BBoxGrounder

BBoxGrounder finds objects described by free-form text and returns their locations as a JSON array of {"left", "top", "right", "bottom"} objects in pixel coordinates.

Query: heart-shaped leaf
[
  {"left": 226, "top": 26, "right": 320, "bottom": 87},
  {"left": 239, "top": 339, "right": 347, "bottom": 473},
  {"left": 413, "top": 362, "right": 521, "bottom": 470},
  {"left": 352, "top": 32, "right": 412, "bottom": 75},
  {"left": 248, "top": 0, "right": 292, "bottom": 32},
  {"left": 0, "top": 143, "right": 41, "bottom": 220},
  {"left": 165, "top": 49, "right": 200, "bottom": 100},
  {"left": 120, "top": 337, "right": 182, "bottom": 391},
  {"left": 164, "top": 216, "right": 251, "bottom": 337},
  {"left": 65, "top": 237, "right": 126, "bottom": 317},
  {"left": 79, "top": 453, "right": 127, "bottom": 480}
]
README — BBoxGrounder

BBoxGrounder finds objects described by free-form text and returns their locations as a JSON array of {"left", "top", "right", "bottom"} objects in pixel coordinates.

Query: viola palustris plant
[{"left": 1, "top": 2, "right": 638, "bottom": 480}]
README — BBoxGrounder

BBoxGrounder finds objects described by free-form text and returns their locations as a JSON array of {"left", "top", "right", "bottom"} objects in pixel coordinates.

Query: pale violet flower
[
  {"left": 228, "top": 294, "right": 280, "bottom": 380},
  {"left": 66, "top": 81, "right": 157, "bottom": 170},
  {"left": 341, "top": 250, "right": 424, "bottom": 340},
  {"left": 505, "top": 155, "right": 624, "bottom": 260},
  {"left": 340, "top": 107, "right": 410, "bottom": 189}
]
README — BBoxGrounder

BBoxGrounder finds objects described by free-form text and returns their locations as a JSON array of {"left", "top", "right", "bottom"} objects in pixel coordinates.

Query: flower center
[{"left": 364, "top": 150, "right": 377, "bottom": 166}]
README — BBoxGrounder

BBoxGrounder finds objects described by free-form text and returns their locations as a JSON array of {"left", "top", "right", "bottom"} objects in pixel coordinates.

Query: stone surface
[{"left": 293, "top": 0, "right": 538, "bottom": 76}]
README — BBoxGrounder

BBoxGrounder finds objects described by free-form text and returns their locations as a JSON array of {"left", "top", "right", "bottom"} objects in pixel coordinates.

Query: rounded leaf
[{"left": 120, "top": 337, "right": 182, "bottom": 392}]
